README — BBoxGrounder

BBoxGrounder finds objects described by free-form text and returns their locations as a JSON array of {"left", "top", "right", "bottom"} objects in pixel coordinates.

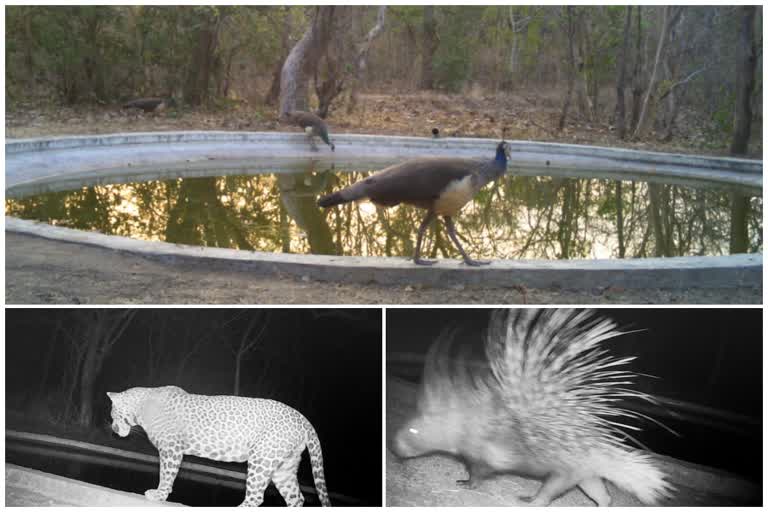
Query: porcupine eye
[{"left": 408, "top": 428, "right": 420, "bottom": 435}]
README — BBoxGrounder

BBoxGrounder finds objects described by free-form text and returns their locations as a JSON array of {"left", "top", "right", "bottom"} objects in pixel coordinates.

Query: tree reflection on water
[{"left": 6, "top": 165, "right": 762, "bottom": 260}]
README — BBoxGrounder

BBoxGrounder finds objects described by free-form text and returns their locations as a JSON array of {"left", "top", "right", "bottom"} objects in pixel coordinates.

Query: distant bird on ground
[
  {"left": 318, "top": 141, "right": 510, "bottom": 266},
  {"left": 284, "top": 111, "right": 335, "bottom": 152},
  {"left": 431, "top": 127, "right": 440, "bottom": 138},
  {"left": 122, "top": 97, "right": 177, "bottom": 113}
]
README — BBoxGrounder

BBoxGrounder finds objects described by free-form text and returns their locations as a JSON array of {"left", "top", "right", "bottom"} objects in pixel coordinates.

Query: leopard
[{"left": 107, "top": 385, "right": 330, "bottom": 507}]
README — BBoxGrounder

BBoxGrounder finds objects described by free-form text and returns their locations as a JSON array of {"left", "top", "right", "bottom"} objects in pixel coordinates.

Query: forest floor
[{"left": 5, "top": 91, "right": 763, "bottom": 305}]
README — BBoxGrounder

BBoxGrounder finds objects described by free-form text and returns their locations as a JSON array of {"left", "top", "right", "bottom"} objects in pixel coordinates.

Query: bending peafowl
[
  {"left": 122, "top": 97, "right": 177, "bottom": 113},
  {"left": 284, "top": 111, "right": 335, "bottom": 152},
  {"left": 317, "top": 141, "right": 510, "bottom": 266}
]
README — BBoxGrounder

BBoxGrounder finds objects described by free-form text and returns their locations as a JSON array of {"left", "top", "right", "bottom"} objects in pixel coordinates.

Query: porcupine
[{"left": 391, "top": 309, "right": 672, "bottom": 506}]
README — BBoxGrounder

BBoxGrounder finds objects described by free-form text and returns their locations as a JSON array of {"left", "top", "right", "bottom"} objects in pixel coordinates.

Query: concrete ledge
[
  {"left": 4, "top": 131, "right": 762, "bottom": 171},
  {"left": 5, "top": 463, "right": 183, "bottom": 507},
  {"left": 6, "top": 217, "right": 761, "bottom": 290},
  {"left": 6, "top": 131, "right": 763, "bottom": 189}
]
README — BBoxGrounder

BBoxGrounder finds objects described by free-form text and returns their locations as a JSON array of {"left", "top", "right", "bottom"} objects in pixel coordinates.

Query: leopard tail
[{"left": 306, "top": 425, "right": 331, "bottom": 506}]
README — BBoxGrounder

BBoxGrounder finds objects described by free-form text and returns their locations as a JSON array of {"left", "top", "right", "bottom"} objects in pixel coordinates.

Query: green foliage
[
  {"left": 712, "top": 87, "right": 736, "bottom": 136},
  {"left": 5, "top": 1, "right": 763, "bottom": 148},
  {"left": 6, "top": 5, "right": 298, "bottom": 106},
  {"left": 389, "top": 5, "right": 423, "bottom": 29},
  {"left": 432, "top": 7, "right": 484, "bottom": 91}
]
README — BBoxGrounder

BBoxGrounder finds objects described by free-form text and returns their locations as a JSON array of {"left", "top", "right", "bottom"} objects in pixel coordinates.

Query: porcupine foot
[
  {"left": 456, "top": 460, "right": 494, "bottom": 489},
  {"left": 518, "top": 475, "right": 611, "bottom": 506},
  {"left": 578, "top": 477, "right": 612, "bottom": 506},
  {"left": 519, "top": 477, "right": 612, "bottom": 507},
  {"left": 518, "top": 472, "right": 579, "bottom": 506}
]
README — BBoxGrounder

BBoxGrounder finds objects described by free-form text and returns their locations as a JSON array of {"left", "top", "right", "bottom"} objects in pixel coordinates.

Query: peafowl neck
[
  {"left": 478, "top": 149, "right": 508, "bottom": 185},
  {"left": 495, "top": 145, "right": 508, "bottom": 166}
]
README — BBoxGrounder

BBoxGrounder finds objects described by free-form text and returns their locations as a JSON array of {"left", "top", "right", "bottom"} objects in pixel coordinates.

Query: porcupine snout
[
  {"left": 392, "top": 412, "right": 460, "bottom": 459},
  {"left": 391, "top": 420, "right": 428, "bottom": 458}
]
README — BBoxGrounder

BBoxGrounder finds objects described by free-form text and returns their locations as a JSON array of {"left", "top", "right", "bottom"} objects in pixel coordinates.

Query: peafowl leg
[
  {"left": 413, "top": 211, "right": 438, "bottom": 266},
  {"left": 304, "top": 127, "right": 319, "bottom": 151},
  {"left": 444, "top": 216, "right": 490, "bottom": 266}
]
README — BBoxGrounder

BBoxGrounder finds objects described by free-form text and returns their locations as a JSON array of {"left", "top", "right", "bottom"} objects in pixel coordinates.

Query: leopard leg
[
  {"left": 239, "top": 447, "right": 283, "bottom": 507},
  {"left": 271, "top": 448, "right": 305, "bottom": 507},
  {"left": 146, "top": 448, "right": 183, "bottom": 501}
]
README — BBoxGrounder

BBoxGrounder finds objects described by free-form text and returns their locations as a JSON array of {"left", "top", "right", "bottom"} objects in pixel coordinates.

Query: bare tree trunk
[
  {"left": 577, "top": 10, "right": 597, "bottom": 120},
  {"left": 347, "top": 6, "right": 387, "bottom": 113},
  {"left": 658, "top": 10, "right": 689, "bottom": 142},
  {"left": 36, "top": 316, "right": 63, "bottom": 401},
  {"left": 184, "top": 10, "right": 220, "bottom": 106},
  {"left": 615, "top": 6, "right": 632, "bottom": 140},
  {"left": 420, "top": 6, "right": 438, "bottom": 90},
  {"left": 508, "top": 7, "right": 519, "bottom": 76},
  {"left": 558, "top": 7, "right": 577, "bottom": 131},
  {"left": 354, "top": 6, "right": 387, "bottom": 82},
  {"left": 660, "top": 57, "right": 681, "bottom": 142},
  {"left": 265, "top": 8, "right": 292, "bottom": 106},
  {"left": 630, "top": 6, "right": 644, "bottom": 131},
  {"left": 279, "top": 6, "right": 336, "bottom": 117},
  {"left": 76, "top": 311, "right": 135, "bottom": 427},
  {"left": 78, "top": 340, "right": 100, "bottom": 427},
  {"left": 234, "top": 351, "right": 243, "bottom": 396},
  {"left": 730, "top": 6, "right": 757, "bottom": 155},
  {"left": 22, "top": 7, "right": 36, "bottom": 83},
  {"left": 632, "top": 6, "right": 682, "bottom": 139},
  {"left": 231, "top": 313, "right": 269, "bottom": 396},
  {"left": 506, "top": 7, "right": 531, "bottom": 80},
  {"left": 81, "top": 12, "right": 107, "bottom": 101},
  {"left": 315, "top": 54, "right": 344, "bottom": 118},
  {"left": 128, "top": 6, "right": 149, "bottom": 95},
  {"left": 218, "top": 45, "right": 242, "bottom": 98}
]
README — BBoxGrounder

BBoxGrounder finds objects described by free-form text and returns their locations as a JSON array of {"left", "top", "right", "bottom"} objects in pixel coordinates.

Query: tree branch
[
  {"left": 658, "top": 66, "right": 707, "bottom": 101},
  {"left": 355, "top": 6, "right": 387, "bottom": 76}
]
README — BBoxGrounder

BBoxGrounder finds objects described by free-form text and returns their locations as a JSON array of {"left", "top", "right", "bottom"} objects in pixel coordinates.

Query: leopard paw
[{"left": 145, "top": 489, "right": 169, "bottom": 501}]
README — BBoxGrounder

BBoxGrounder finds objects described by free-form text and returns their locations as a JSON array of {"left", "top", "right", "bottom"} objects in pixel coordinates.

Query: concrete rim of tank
[{"left": 5, "top": 131, "right": 763, "bottom": 289}]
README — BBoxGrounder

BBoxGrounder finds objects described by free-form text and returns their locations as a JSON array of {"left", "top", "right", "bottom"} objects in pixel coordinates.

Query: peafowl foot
[
  {"left": 462, "top": 258, "right": 491, "bottom": 266},
  {"left": 414, "top": 257, "right": 438, "bottom": 266}
]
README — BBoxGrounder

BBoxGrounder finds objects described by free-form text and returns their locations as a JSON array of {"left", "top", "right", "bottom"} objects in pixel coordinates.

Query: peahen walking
[{"left": 317, "top": 141, "right": 510, "bottom": 266}]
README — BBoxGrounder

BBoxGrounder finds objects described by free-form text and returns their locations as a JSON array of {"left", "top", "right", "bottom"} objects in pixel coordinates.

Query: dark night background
[
  {"left": 387, "top": 308, "right": 762, "bottom": 484},
  {"left": 6, "top": 308, "right": 382, "bottom": 506}
]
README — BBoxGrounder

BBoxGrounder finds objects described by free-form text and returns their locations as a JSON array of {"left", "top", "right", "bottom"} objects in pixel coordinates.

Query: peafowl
[
  {"left": 122, "top": 97, "right": 176, "bottom": 113},
  {"left": 317, "top": 141, "right": 510, "bottom": 266},
  {"left": 284, "top": 111, "right": 335, "bottom": 152}
]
